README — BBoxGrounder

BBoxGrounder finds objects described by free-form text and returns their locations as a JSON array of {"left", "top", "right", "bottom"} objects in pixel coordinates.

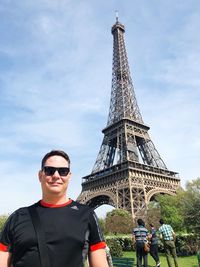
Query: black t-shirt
[{"left": 0, "top": 200, "right": 105, "bottom": 267}]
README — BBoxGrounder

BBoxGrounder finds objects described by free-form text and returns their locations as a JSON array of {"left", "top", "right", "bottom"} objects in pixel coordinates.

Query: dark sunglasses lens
[
  {"left": 58, "top": 168, "right": 70, "bottom": 176},
  {"left": 43, "top": 167, "right": 55, "bottom": 176},
  {"left": 43, "top": 167, "right": 69, "bottom": 176}
]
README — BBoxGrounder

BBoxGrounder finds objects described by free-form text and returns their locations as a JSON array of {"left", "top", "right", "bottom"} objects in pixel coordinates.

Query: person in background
[
  {"left": 0, "top": 150, "right": 109, "bottom": 267},
  {"left": 132, "top": 218, "right": 149, "bottom": 267},
  {"left": 159, "top": 219, "right": 179, "bottom": 267},
  {"left": 149, "top": 223, "right": 161, "bottom": 267}
]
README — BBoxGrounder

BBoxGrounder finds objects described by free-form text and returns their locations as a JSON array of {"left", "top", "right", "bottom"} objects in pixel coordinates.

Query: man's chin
[{"left": 48, "top": 187, "right": 63, "bottom": 194}]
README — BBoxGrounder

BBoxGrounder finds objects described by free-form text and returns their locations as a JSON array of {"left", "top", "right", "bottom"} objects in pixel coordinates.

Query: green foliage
[
  {"left": 123, "top": 251, "right": 198, "bottom": 267},
  {"left": 176, "top": 234, "right": 199, "bottom": 255},
  {"left": 106, "top": 237, "right": 123, "bottom": 257},
  {"left": 182, "top": 178, "right": 200, "bottom": 238},
  {"left": 98, "top": 218, "right": 105, "bottom": 234},
  {"left": 106, "top": 236, "right": 134, "bottom": 251},
  {"left": 155, "top": 192, "right": 185, "bottom": 232},
  {"left": 147, "top": 178, "right": 200, "bottom": 238},
  {"left": 105, "top": 209, "right": 133, "bottom": 234},
  {"left": 146, "top": 201, "right": 161, "bottom": 229},
  {"left": 106, "top": 233, "right": 198, "bottom": 256},
  {"left": 0, "top": 214, "right": 8, "bottom": 231}
]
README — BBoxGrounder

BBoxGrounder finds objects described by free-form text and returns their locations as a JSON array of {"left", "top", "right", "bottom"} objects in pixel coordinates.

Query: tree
[
  {"left": 98, "top": 218, "right": 106, "bottom": 234},
  {"left": 105, "top": 209, "right": 133, "bottom": 234},
  {"left": 146, "top": 201, "right": 161, "bottom": 229},
  {"left": 155, "top": 192, "right": 185, "bottom": 232},
  {"left": 0, "top": 214, "right": 8, "bottom": 232},
  {"left": 182, "top": 178, "right": 200, "bottom": 236}
]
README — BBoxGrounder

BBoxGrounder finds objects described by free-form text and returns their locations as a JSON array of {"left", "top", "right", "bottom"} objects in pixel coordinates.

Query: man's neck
[{"left": 42, "top": 195, "right": 69, "bottom": 205}]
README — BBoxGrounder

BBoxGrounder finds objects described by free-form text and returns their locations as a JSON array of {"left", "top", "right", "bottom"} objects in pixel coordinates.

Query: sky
[{"left": 0, "top": 0, "right": 199, "bottom": 218}]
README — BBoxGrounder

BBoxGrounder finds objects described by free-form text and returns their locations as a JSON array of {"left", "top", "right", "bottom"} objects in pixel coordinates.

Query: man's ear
[
  {"left": 38, "top": 170, "right": 42, "bottom": 182},
  {"left": 67, "top": 172, "right": 72, "bottom": 180}
]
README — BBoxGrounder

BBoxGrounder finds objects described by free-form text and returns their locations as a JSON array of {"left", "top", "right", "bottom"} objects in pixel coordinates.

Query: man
[
  {"left": 0, "top": 150, "right": 109, "bottom": 267},
  {"left": 149, "top": 223, "right": 161, "bottom": 267},
  {"left": 132, "top": 218, "right": 149, "bottom": 267},
  {"left": 159, "top": 219, "right": 179, "bottom": 267}
]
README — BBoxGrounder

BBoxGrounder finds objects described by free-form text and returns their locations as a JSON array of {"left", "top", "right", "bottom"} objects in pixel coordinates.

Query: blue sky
[{"left": 0, "top": 0, "right": 199, "bottom": 218}]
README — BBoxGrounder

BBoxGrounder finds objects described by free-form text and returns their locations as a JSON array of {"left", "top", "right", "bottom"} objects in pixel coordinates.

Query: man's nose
[{"left": 52, "top": 170, "right": 60, "bottom": 177}]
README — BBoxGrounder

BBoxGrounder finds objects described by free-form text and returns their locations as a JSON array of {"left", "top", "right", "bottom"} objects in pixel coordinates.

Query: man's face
[{"left": 38, "top": 155, "right": 71, "bottom": 197}]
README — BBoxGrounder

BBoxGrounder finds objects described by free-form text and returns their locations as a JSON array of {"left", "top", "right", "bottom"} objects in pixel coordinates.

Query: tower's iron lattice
[{"left": 77, "top": 17, "right": 180, "bottom": 219}]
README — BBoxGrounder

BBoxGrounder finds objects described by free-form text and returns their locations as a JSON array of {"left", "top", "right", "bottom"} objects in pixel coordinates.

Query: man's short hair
[
  {"left": 41, "top": 150, "right": 71, "bottom": 169},
  {"left": 137, "top": 218, "right": 145, "bottom": 226},
  {"left": 159, "top": 219, "right": 164, "bottom": 225}
]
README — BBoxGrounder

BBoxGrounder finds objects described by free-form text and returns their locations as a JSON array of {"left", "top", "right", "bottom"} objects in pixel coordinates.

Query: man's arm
[
  {"left": 0, "top": 251, "right": 11, "bottom": 267},
  {"left": 172, "top": 230, "right": 176, "bottom": 241},
  {"left": 88, "top": 249, "right": 109, "bottom": 267},
  {"left": 158, "top": 227, "right": 163, "bottom": 241}
]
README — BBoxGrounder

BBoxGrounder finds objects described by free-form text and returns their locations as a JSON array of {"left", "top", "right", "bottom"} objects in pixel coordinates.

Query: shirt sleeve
[{"left": 88, "top": 211, "right": 106, "bottom": 251}]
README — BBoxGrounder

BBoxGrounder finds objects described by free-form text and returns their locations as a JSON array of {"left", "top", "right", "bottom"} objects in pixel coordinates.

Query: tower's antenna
[{"left": 115, "top": 10, "right": 119, "bottom": 22}]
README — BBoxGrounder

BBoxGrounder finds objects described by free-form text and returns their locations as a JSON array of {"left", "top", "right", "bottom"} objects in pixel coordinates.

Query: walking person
[
  {"left": 132, "top": 218, "right": 149, "bottom": 267},
  {"left": 159, "top": 219, "right": 179, "bottom": 267},
  {"left": 0, "top": 150, "right": 109, "bottom": 267},
  {"left": 149, "top": 223, "right": 161, "bottom": 267}
]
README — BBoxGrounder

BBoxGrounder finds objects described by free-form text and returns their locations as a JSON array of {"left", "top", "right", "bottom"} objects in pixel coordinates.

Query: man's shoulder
[
  {"left": 11, "top": 205, "right": 31, "bottom": 216},
  {"left": 164, "top": 224, "right": 172, "bottom": 229},
  {"left": 151, "top": 228, "right": 156, "bottom": 234},
  {"left": 159, "top": 224, "right": 172, "bottom": 230},
  {"left": 2, "top": 205, "right": 33, "bottom": 228},
  {"left": 133, "top": 226, "right": 147, "bottom": 232}
]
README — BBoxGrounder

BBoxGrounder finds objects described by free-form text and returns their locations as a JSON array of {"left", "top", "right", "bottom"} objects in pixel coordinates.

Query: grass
[{"left": 123, "top": 251, "right": 199, "bottom": 267}]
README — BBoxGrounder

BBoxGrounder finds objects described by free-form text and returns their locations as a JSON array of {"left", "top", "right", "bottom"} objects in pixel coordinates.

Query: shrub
[
  {"left": 0, "top": 215, "right": 8, "bottom": 232},
  {"left": 176, "top": 234, "right": 199, "bottom": 256},
  {"left": 106, "top": 237, "right": 123, "bottom": 257},
  {"left": 106, "top": 236, "right": 134, "bottom": 252},
  {"left": 105, "top": 233, "right": 198, "bottom": 256}
]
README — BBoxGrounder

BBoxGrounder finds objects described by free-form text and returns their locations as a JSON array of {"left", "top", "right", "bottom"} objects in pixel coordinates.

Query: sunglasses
[{"left": 43, "top": 166, "right": 70, "bottom": 176}]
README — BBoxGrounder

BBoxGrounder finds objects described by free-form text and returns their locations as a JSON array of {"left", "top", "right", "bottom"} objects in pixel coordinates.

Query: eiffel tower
[{"left": 77, "top": 16, "right": 180, "bottom": 219}]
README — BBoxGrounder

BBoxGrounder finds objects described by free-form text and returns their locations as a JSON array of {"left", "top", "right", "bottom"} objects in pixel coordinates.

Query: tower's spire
[
  {"left": 115, "top": 10, "right": 119, "bottom": 22},
  {"left": 108, "top": 17, "right": 143, "bottom": 126}
]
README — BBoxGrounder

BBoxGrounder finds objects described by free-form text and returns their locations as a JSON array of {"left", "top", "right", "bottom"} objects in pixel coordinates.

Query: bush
[
  {"left": 106, "top": 237, "right": 123, "bottom": 257},
  {"left": 122, "top": 237, "right": 133, "bottom": 251},
  {"left": 0, "top": 215, "right": 8, "bottom": 232},
  {"left": 105, "top": 233, "right": 198, "bottom": 256},
  {"left": 116, "top": 237, "right": 133, "bottom": 251},
  {"left": 176, "top": 234, "right": 199, "bottom": 256},
  {"left": 106, "top": 236, "right": 134, "bottom": 252}
]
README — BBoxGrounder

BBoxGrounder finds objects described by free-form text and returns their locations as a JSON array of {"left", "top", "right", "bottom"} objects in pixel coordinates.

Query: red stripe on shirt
[
  {"left": 90, "top": 241, "right": 106, "bottom": 251},
  {"left": 40, "top": 199, "right": 72, "bottom": 208},
  {"left": 0, "top": 243, "right": 8, "bottom": 252}
]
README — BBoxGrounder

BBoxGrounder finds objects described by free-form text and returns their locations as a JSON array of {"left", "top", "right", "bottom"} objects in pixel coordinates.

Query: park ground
[{"left": 123, "top": 251, "right": 199, "bottom": 267}]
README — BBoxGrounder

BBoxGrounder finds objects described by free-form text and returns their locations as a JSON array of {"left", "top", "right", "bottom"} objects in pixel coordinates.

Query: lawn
[{"left": 123, "top": 251, "right": 199, "bottom": 267}]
